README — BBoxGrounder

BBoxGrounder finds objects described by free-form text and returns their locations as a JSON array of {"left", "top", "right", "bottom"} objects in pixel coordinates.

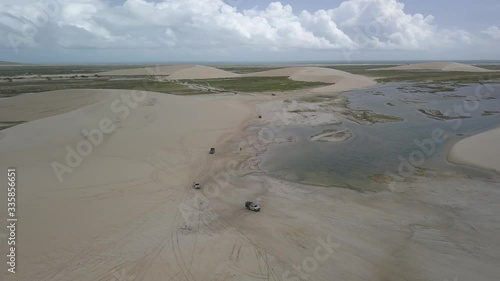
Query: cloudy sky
[{"left": 0, "top": 0, "right": 499, "bottom": 63}]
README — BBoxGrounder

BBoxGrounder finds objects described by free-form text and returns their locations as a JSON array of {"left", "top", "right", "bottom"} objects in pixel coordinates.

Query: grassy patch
[
  {"left": 217, "top": 66, "right": 283, "bottom": 74},
  {"left": 0, "top": 65, "right": 147, "bottom": 77},
  {"left": 322, "top": 65, "right": 500, "bottom": 83},
  {"left": 368, "top": 174, "right": 393, "bottom": 184},
  {"left": 0, "top": 76, "right": 331, "bottom": 97},
  {"left": 289, "top": 109, "right": 317, "bottom": 113},
  {"left": 413, "top": 84, "right": 456, "bottom": 93},
  {"left": 299, "top": 95, "right": 332, "bottom": 103},
  {"left": 183, "top": 77, "right": 331, "bottom": 92},
  {"left": 418, "top": 109, "right": 471, "bottom": 120},
  {"left": 371, "top": 113, "right": 404, "bottom": 122},
  {"left": 0, "top": 78, "right": 204, "bottom": 97},
  {"left": 0, "top": 121, "right": 26, "bottom": 131},
  {"left": 474, "top": 65, "right": 500, "bottom": 71},
  {"left": 482, "top": 110, "right": 500, "bottom": 116},
  {"left": 373, "top": 71, "right": 500, "bottom": 83},
  {"left": 323, "top": 65, "right": 399, "bottom": 75},
  {"left": 344, "top": 110, "right": 403, "bottom": 124}
]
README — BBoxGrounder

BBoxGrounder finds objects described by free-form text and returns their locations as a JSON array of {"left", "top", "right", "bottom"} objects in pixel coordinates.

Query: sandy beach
[
  {"left": 1, "top": 64, "right": 499, "bottom": 281},
  {"left": 448, "top": 127, "right": 500, "bottom": 173}
]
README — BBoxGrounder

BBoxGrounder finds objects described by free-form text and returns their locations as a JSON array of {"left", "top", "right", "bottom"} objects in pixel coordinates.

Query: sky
[{"left": 0, "top": 0, "right": 499, "bottom": 63}]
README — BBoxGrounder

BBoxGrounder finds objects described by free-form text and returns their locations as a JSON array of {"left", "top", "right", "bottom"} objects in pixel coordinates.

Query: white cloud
[
  {"left": 482, "top": 26, "right": 500, "bottom": 40},
  {"left": 0, "top": 0, "right": 489, "bottom": 56}
]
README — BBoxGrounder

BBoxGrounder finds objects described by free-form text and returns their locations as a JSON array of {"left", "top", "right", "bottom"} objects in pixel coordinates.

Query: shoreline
[{"left": 448, "top": 126, "right": 500, "bottom": 173}]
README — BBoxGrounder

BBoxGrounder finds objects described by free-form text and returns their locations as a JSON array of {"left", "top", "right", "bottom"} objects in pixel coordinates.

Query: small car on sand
[
  {"left": 245, "top": 201, "right": 261, "bottom": 212},
  {"left": 193, "top": 182, "right": 201, "bottom": 189}
]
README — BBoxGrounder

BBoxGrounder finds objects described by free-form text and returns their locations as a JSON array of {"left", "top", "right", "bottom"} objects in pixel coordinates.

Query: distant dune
[
  {"left": 98, "top": 64, "right": 239, "bottom": 79},
  {"left": 246, "top": 66, "right": 376, "bottom": 92},
  {"left": 167, "top": 65, "right": 240, "bottom": 79},
  {"left": 97, "top": 65, "right": 194, "bottom": 76},
  {"left": 370, "top": 62, "right": 492, "bottom": 72},
  {"left": 97, "top": 64, "right": 376, "bottom": 93},
  {"left": 0, "top": 90, "right": 112, "bottom": 122}
]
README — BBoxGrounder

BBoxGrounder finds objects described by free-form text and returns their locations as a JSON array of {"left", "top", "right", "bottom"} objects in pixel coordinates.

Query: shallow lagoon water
[{"left": 260, "top": 83, "right": 500, "bottom": 191}]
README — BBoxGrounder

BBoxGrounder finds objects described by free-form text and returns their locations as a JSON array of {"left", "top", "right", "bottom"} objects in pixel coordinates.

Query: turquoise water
[{"left": 260, "top": 83, "right": 500, "bottom": 191}]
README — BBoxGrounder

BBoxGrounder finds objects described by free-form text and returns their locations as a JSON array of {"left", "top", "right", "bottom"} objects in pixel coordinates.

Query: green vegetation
[
  {"left": 418, "top": 109, "right": 471, "bottom": 120},
  {"left": 183, "top": 77, "right": 331, "bottom": 92},
  {"left": 373, "top": 71, "right": 500, "bottom": 83},
  {"left": 289, "top": 109, "right": 316, "bottom": 113},
  {"left": 482, "top": 111, "right": 500, "bottom": 116},
  {"left": 413, "top": 84, "right": 456, "bottom": 93},
  {"left": 322, "top": 64, "right": 500, "bottom": 83},
  {"left": 0, "top": 78, "right": 204, "bottom": 97},
  {"left": 0, "top": 76, "right": 332, "bottom": 97},
  {"left": 299, "top": 95, "right": 333, "bottom": 103},
  {"left": 287, "top": 94, "right": 347, "bottom": 106},
  {"left": 368, "top": 174, "right": 393, "bottom": 184},
  {"left": 323, "top": 65, "right": 398, "bottom": 74},
  {"left": 474, "top": 65, "right": 500, "bottom": 71},
  {"left": 0, "top": 121, "right": 25, "bottom": 130},
  {"left": 0, "top": 65, "right": 146, "bottom": 77},
  {"left": 3, "top": 64, "right": 498, "bottom": 97},
  {"left": 219, "top": 64, "right": 397, "bottom": 75},
  {"left": 217, "top": 66, "right": 283, "bottom": 74},
  {"left": 344, "top": 110, "right": 403, "bottom": 124}
]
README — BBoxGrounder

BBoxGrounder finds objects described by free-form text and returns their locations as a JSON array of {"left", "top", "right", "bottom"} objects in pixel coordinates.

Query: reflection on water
[{"left": 260, "top": 83, "right": 500, "bottom": 191}]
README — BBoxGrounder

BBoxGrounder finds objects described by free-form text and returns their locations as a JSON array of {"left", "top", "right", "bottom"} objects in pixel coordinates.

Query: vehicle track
[{"left": 40, "top": 185, "right": 180, "bottom": 281}]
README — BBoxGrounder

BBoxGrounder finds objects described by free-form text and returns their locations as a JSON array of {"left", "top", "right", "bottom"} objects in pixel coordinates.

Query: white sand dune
[
  {"left": 98, "top": 64, "right": 240, "bottom": 79},
  {"left": 166, "top": 65, "right": 240, "bottom": 80},
  {"left": 0, "top": 90, "right": 108, "bottom": 122},
  {"left": 98, "top": 64, "right": 194, "bottom": 76},
  {"left": 0, "top": 89, "right": 254, "bottom": 280},
  {"left": 245, "top": 67, "right": 306, "bottom": 77},
  {"left": 448, "top": 127, "right": 500, "bottom": 173},
  {"left": 371, "top": 62, "right": 492, "bottom": 72},
  {"left": 246, "top": 66, "right": 376, "bottom": 92},
  {"left": 99, "top": 65, "right": 375, "bottom": 93}
]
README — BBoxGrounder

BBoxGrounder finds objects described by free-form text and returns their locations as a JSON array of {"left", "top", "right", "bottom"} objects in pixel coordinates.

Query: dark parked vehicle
[{"left": 209, "top": 148, "right": 215, "bottom": 154}]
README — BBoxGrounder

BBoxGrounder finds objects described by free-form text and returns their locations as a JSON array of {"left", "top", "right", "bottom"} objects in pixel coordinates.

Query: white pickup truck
[{"left": 193, "top": 182, "right": 201, "bottom": 189}]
